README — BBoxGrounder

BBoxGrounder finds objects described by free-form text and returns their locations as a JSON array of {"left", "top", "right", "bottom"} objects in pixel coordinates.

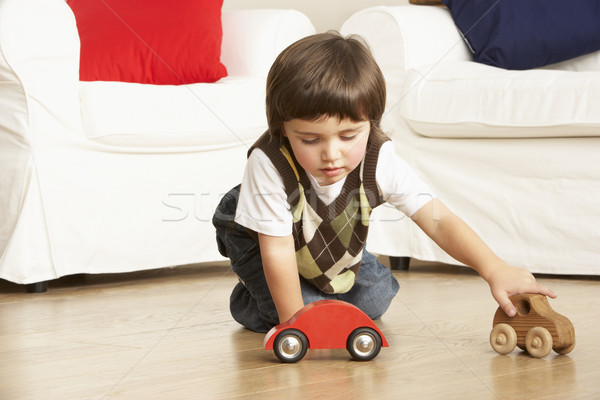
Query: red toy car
[{"left": 264, "top": 299, "right": 388, "bottom": 363}]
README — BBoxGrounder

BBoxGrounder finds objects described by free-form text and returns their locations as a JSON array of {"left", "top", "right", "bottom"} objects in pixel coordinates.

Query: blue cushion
[{"left": 442, "top": 0, "right": 600, "bottom": 70}]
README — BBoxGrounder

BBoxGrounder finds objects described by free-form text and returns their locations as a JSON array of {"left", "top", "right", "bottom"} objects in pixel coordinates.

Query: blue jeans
[{"left": 212, "top": 185, "right": 400, "bottom": 333}]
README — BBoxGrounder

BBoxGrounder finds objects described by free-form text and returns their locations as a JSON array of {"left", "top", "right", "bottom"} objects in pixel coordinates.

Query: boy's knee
[
  {"left": 343, "top": 274, "right": 399, "bottom": 320},
  {"left": 230, "top": 282, "right": 278, "bottom": 333},
  {"left": 353, "top": 296, "right": 392, "bottom": 320}
]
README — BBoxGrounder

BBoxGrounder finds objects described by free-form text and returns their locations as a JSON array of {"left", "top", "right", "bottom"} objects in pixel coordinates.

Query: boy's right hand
[{"left": 258, "top": 233, "right": 305, "bottom": 324}]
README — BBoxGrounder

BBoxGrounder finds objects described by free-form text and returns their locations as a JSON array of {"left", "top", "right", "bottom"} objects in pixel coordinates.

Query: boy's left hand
[{"left": 485, "top": 264, "right": 557, "bottom": 317}]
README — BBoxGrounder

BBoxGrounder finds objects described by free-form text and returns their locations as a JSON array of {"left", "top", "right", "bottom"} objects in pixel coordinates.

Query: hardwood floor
[{"left": 0, "top": 260, "right": 598, "bottom": 400}]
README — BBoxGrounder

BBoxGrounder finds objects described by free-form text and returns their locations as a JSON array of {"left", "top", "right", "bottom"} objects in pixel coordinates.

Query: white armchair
[
  {"left": 0, "top": 0, "right": 315, "bottom": 289},
  {"left": 342, "top": 6, "right": 600, "bottom": 276}
]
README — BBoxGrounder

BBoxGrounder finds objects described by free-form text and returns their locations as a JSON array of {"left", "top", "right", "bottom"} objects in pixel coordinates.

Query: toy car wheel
[
  {"left": 347, "top": 327, "right": 382, "bottom": 361},
  {"left": 525, "top": 326, "right": 553, "bottom": 358},
  {"left": 273, "top": 329, "right": 308, "bottom": 363},
  {"left": 490, "top": 323, "right": 517, "bottom": 355}
]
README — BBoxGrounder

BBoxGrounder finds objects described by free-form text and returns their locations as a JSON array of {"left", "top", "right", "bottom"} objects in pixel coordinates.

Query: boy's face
[{"left": 283, "top": 116, "right": 370, "bottom": 186}]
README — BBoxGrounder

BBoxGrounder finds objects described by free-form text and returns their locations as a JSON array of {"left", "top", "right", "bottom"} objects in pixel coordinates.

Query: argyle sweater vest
[{"left": 248, "top": 132, "right": 389, "bottom": 294}]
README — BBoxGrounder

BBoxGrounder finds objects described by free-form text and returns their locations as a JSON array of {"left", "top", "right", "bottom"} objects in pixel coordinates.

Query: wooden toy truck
[{"left": 490, "top": 294, "right": 575, "bottom": 358}]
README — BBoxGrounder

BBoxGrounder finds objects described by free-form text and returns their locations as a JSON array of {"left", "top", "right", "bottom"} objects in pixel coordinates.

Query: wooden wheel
[
  {"left": 490, "top": 323, "right": 517, "bottom": 355},
  {"left": 525, "top": 327, "right": 553, "bottom": 358}
]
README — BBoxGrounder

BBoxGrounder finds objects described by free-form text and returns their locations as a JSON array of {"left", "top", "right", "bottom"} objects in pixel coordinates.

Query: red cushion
[{"left": 67, "top": 0, "right": 227, "bottom": 85}]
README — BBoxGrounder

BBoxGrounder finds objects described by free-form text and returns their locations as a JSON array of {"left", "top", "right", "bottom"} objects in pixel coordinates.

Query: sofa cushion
[
  {"left": 543, "top": 50, "right": 600, "bottom": 73},
  {"left": 401, "top": 61, "right": 600, "bottom": 139},
  {"left": 79, "top": 77, "right": 266, "bottom": 148},
  {"left": 67, "top": 0, "right": 227, "bottom": 85},
  {"left": 442, "top": 0, "right": 600, "bottom": 70}
]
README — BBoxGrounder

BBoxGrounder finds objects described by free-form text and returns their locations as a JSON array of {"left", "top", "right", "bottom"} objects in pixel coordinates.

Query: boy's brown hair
[{"left": 265, "top": 32, "right": 387, "bottom": 143}]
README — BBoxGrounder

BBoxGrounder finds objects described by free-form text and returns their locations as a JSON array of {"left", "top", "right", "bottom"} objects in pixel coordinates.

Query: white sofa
[
  {"left": 342, "top": 6, "right": 600, "bottom": 276},
  {"left": 0, "top": 0, "right": 315, "bottom": 287}
]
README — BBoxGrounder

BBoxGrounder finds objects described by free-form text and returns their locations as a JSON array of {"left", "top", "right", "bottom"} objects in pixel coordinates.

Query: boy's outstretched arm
[
  {"left": 411, "top": 199, "right": 556, "bottom": 317},
  {"left": 258, "top": 233, "right": 305, "bottom": 324}
]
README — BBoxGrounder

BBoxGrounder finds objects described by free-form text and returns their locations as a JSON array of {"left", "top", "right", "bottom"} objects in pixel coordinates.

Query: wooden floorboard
[{"left": 0, "top": 260, "right": 598, "bottom": 400}]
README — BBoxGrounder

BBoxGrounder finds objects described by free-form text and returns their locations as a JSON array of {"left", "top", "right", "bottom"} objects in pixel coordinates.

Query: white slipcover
[
  {"left": 342, "top": 6, "right": 600, "bottom": 275},
  {"left": 0, "top": 0, "right": 315, "bottom": 284}
]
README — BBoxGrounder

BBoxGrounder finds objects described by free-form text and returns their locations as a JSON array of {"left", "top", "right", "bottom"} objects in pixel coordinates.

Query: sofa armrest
[
  {"left": 0, "top": 0, "right": 82, "bottom": 143},
  {"left": 221, "top": 9, "right": 315, "bottom": 78},
  {"left": 0, "top": 0, "right": 82, "bottom": 261},
  {"left": 341, "top": 5, "right": 471, "bottom": 92}
]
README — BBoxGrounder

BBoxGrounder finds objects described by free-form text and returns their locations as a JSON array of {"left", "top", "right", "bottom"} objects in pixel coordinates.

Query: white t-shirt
[{"left": 235, "top": 141, "right": 434, "bottom": 237}]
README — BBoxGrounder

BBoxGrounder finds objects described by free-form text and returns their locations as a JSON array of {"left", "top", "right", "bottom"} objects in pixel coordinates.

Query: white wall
[{"left": 223, "top": 0, "right": 410, "bottom": 32}]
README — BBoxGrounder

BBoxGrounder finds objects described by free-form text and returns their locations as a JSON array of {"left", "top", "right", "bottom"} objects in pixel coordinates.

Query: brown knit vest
[{"left": 248, "top": 131, "right": 389, "bottom": 293}]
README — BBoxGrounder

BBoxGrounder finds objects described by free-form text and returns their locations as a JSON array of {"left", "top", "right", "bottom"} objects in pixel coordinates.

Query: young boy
[{"left": 213, "top": 32, "right": 555, "bottom": 333}]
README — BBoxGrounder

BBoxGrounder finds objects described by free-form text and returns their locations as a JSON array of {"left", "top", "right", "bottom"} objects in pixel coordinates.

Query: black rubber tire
[
  {"left": 346, "top": 327, "right": 382, "bottom": 361},
  {"left": 273, "top": 329, "right": 308, "bottom": 363}
]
